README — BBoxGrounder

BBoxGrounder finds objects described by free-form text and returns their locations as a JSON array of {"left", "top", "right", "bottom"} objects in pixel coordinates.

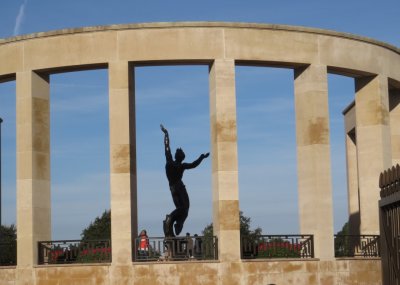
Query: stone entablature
[
  {"left": 1, "top": 22, "right": 400, "bottom": 79},
  {"left": 1, "top": 22, "right": 399, "bottom": 55},
  {"left": 0, "top": 22, "right": 398, "bottom": 285}
]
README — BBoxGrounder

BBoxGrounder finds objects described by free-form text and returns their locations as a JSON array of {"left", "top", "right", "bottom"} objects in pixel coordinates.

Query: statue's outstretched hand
[
  {"left": 160, "top": 124, "right": 168, "bottom": 134},
  {"left": 202, "top": 152, "right": 210, "bottom": 159}
]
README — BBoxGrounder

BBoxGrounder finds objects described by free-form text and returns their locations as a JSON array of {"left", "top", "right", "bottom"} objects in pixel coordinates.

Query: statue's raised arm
[
  {"left": 183, "top": 152, "right": 210, "bottom": 170},
  {"left": 160, "top": 124, "right": 172, "bottom": 162}
]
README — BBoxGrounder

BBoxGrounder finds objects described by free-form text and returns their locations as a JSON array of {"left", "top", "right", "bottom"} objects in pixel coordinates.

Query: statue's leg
[
  {"left": 164, "top": 187, "right": 181, "bottom": 237},
  {"left": 173, "top": 187, "right": 190, "bottom": 236},
  {"left": 174, "top": 208, "right": 188, "bottom": 236}
]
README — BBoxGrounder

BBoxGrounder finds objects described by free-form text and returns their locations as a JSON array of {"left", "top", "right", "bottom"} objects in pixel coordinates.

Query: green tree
[
  {"left": 334, "top": 222, "right": 350, "bottom": 257},
  {"left": 202, "top": 211, "right": 262, "bottom": 259},
  {"left": 336, "top": 222, "right": 349, "bottom": 236},
  {"left": 0, "top": 224, "right": 17, "bottom": 265},
  {"left": 202, "top": 211, "right": 262, "bottom": 238},
  {"left": 81, "top": 210, "right": 111, "bottom": 241},
  {"left": 202, "top": 222, "right": 213, "bottom": 238},
  {"left": 239, "top": 211, "right": 262, "bottom": 239}
]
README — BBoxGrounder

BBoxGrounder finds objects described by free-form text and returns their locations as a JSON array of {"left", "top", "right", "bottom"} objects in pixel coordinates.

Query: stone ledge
[
  {"left": 241, "top": 258, "right": 320, "bottom": 262},
  {"left": 335, "top": 257, "right": 381, "bottom": 260},
  {"left": 33, "top": 263, "right": 111, "bottom": 268},
  {"left": 132, "top": 260, "right": 220, "bottom": 265},
  {"left": 0, "top": 266, "right": 16, "bottom": 269}
]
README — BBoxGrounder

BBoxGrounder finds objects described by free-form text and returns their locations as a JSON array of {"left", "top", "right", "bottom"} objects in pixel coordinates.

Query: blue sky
[{"left": 0, "top": 0, "right": 399, "bottom": 239}]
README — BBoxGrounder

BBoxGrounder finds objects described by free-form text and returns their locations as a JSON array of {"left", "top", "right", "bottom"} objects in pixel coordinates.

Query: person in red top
[{"left": 138, "top": 230, "right": 149, "bottom": 258}]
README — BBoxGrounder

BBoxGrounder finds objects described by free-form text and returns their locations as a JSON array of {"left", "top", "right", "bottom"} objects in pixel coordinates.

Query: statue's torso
[{"left": 165, "top": 160, "right": 184, "bottom": 186}]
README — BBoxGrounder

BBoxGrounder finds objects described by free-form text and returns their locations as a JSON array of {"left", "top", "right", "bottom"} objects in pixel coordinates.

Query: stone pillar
[
  {"left": 343, "top": 106, "right": 360, "bottom": 234},
  {"left": 294, "top": 64, "right": 334, "bottom": 260},
  {"left": 389, "top": 88, "right": 400, "bottom": 165},
  {"left": 345, "top": 130, "right": 360, "bottom": 235},
  {"left": 109, "top": 61, "right": 137, "bottom": 280},
  {"left": 16, "top": 71, "right": 51, "bottom": 282},
  {"left": 355, "top": 75, "right": 391, "bottom": 235},
  {"left": 209, "top": 59, "right": 241, "bottom": 262}
]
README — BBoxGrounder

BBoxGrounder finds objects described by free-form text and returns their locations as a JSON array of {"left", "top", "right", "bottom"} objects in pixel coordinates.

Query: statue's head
[{"left": 175, "top": 148, "right": 185, "bottom": 162}]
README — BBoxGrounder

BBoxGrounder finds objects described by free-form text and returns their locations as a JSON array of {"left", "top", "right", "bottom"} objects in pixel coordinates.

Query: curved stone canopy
[{"left": 0, "top": 22, "right": 399, "bottom": 81}]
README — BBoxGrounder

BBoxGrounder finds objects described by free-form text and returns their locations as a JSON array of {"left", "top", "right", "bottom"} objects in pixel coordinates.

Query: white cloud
[{"left": 13, "top": 0, "right": 28, "bottom": 36}]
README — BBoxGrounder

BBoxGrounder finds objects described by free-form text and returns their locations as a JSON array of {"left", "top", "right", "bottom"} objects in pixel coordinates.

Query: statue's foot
[
  {"left": 174, "top": 223, "right": 183, "bottom": 236},
  {"left": 164, "top": 215, "right": 175, "bottom": 237}
]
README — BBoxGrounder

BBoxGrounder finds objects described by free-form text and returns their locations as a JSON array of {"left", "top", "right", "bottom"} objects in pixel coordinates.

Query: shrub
[{"left": 257, "top": 240, "right": 301, "bottom": 258}]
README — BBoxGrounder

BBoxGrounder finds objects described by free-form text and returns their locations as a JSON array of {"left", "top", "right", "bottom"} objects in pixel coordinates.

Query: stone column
[
  {"left": 343, "top": 106, "right": 360, "bottom": 234},
  {"left": 355, "top": 75, "right": 391, "bottom": 235},
  {"left": 16, "top": 71, "right": 51, "bottom": 281},
  {"left": 209, "top": 59, "right": 241, "bottom": 262},
  {"left": 389, "top": 88, "right": 400, "bottom": 165},
  {"left": 345, "top": 130, "right": 360, "bottom": 235},
  {"left": 109, "top": 61, "right": 137, "bottom": 279},
  {"left": 294, "top": 64, "right": 334, "bottom": 259}
]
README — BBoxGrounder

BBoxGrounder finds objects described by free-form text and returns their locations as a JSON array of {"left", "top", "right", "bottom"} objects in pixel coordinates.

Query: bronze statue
[{"left": 160, "top": 124, "right": 209, "bottom": 237}]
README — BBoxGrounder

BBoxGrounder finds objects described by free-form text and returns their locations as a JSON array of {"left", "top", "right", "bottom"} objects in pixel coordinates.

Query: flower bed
[
  {"left": 76, "top": 247, "right": 111, "bottom": 263},
  {"left": 257, "top": 241, "right": 301, "bottom": 258},
  {"left": 39, "top": 240, "right": 111, "bottom": 264},
  {"left": 48, "top": 246, "right": 111, "bottom": 264}
]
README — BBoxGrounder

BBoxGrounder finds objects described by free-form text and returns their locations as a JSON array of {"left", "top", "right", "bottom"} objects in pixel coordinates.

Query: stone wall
[
  {"left": 0, "top": 268, "right": 15, "bottom": 285},
  {"left": 0, "top": 259, "right": 382, "bottom": 285}
]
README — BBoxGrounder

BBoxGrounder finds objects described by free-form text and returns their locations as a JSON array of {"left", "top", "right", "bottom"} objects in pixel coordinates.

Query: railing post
[{"left": 310, "top": 235, "right": 315, "bottom": 258}]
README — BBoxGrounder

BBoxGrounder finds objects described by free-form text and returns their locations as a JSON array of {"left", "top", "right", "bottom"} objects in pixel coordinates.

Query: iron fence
[
  {"left": 38, "top": 240, "right": 111, "bottom": 265},
  {"left": 133, "top": 235, "right": 218, "bottom": 261},
  {"left": 379, "top": 164, "right": 400, "bottom": 285},
  {"left": 241, "top": 235, "right": 314, "bottom": 259},
  {"left": 0, "top": 241, "right": 16, "bottom": 266},
  {"left": 334, "top": 235, "right": 380, "bottom": 257}
]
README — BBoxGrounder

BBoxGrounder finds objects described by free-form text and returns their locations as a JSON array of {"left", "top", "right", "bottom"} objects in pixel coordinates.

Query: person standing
[{"left": 138, "top": 230, "right": 149, "bottom": 258}]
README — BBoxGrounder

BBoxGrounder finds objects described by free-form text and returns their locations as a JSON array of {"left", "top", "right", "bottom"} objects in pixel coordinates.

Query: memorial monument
[
  {"left": 0, "top": 22, "right": 397, "bottom": 284},
  {"left": 160, "top": 124, "right": 209, "bottom": 237}
]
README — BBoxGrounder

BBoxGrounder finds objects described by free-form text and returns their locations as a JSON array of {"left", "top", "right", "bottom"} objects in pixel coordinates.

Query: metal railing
[
  {"left": 380, "top": 164, "right": 400, "bottom": 284},
  {"left": 241, "top": 235, "right": 314, "bottom": 259},
  {"left": 0, "top": 241, "right": 16, "bottom": 266},
  {"left": 334, "top": 235, "right": 380, "bottom": 257},
  {"left": 38, "top": 240, "right": 111, "bottom": 265},
  {"left": 33, "top": 234, "right": 380, "bottom": 264},
  {"left": 133, "top": 235, "right": 218, "bottom": 261}
]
